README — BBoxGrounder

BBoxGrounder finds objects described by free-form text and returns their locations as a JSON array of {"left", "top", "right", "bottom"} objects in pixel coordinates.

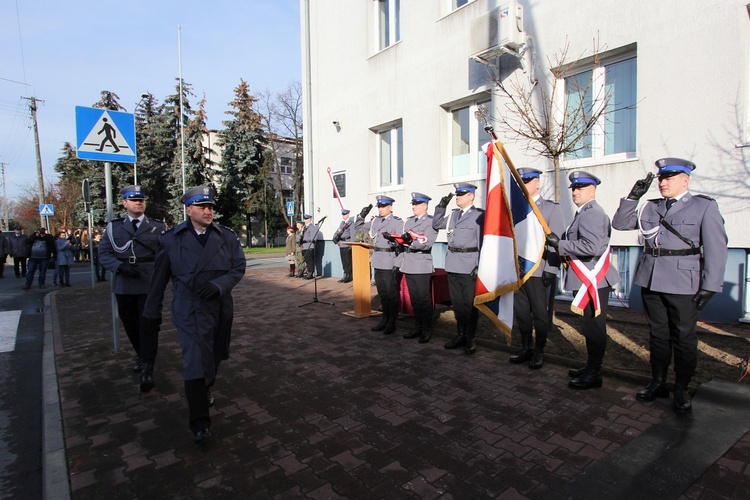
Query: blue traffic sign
[
  {"left": 75, "top": 106, "right": 136, "bottom": 163},
  {"left": 39, "top": 204, "right": 54, "bottom": 217},
  {"left": 286, "top": 201, "right": 294, "bottom": 217}
]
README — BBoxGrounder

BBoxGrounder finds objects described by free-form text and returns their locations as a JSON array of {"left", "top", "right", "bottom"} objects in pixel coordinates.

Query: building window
[
  {"left": 378, "top": 0, "right": 400, "bottom": 50},
  {"left": 279, "top": 157, "right": 294, "bottom": 175},
  {"left": 378, "top": 125, "right": 403, "bottom": 188},
  {"left": 564, "top": 56, "right": 637, "bottom": 162},
  {"left": 452, "top": 0, "right": 470, "bottom": 10},
  {"left": 450, "top": 101, "right": 493, "bottom": 177},
  {"left": 559, "top": 246, "right": 631, "bottom": 303}
]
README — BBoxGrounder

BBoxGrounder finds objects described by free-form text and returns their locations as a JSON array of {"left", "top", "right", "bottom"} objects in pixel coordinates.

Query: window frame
[
  {"left": 375, "top": 122, "right": 404, "bottom": 189},
  {"left": 445, "top": 98, "right": 493, "bottom": 181},
  {"left": 376, "top": 0, "right": 401, "bottom": 51}
]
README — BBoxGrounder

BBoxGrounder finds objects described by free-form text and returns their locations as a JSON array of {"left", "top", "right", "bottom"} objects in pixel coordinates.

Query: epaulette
[
  {"left": 694, "top": 194, "right": 716, "bottom": 202},
  {"left": 219, "top": 224, "right": 237, "bottom": 235},
  {"left": 160, "top": 227, "right": 174, "bottom": 235},
  {"left": 647, "top": 198, "right": 662, "bottom": 203},
  {"left": 112, "top": 217, "right": 125, "bottom": 222},
  {"left": 392, "top": 215, "right": 402, "bottom": 220}
]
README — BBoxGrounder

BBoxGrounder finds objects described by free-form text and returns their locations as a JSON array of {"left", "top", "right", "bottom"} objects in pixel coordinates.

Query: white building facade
[{"left": 300, "top": 0, "right": 750, "bottom": 322}]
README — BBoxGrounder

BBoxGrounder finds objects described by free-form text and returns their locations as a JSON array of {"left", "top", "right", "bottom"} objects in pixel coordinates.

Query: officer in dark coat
[
  {"left": 98, "top": 185, "right": 164, "bottom": 386},
  {"left": 9, "top": 226, "right": 29, "bottom": 278},
  {"left": 546, "top": 171, "right": 620, "bottom": 389},
  {"left": 612, "top": 158, "right": 728, "bottom": 414},
  {"left": 333, "top": 209, "right": 354, "bottom": 283},
  {"left": 433, "top": 183, "right": 484, "bottom": 354},
  {"left": 396, "top": 192, "right": 438, "bottom": 343},
  {"left": 143, "top": 186, "right": 246, "bottom": 444},
  {"left": 300, "top": 214, "right": 318, "bottom": 279},
  {"left": 510, "top": 169, "right": 565, "bottom": 368},
  {"left": 354, "top": 195, "right": 404, "bottom": 335}
]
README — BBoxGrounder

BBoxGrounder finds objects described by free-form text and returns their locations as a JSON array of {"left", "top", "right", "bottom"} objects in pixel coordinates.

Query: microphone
[{"left": 317, "top": 216, "right": 327, "bottom": 224}]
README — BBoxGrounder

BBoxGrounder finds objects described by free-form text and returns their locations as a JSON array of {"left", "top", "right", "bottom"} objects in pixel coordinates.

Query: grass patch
[{"left": 243, "top": 246, "right": 285, "bottom": 255}]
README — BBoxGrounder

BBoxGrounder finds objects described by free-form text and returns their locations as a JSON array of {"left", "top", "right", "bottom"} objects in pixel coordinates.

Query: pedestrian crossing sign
[
  {"left": 39, "top": 204, "right": 54, "bottom": 216},
  {"left": 75, "top": 106, "right": 136, "bottom": 163}
]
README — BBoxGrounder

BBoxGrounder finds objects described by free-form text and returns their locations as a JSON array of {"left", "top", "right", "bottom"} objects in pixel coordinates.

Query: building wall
[{"left": 301, "top": 0, "right": 750, "bottom": 321}]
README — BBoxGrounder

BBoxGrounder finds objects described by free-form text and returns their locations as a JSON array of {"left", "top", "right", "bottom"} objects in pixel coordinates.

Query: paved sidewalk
[{"left": 44, "top": 265, "right": 750, "bottom": 499}]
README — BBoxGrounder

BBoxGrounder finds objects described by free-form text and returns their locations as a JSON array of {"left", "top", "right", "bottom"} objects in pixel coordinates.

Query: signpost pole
[{"left": 104, "top": 162, "right": 119, "bottom": 354}]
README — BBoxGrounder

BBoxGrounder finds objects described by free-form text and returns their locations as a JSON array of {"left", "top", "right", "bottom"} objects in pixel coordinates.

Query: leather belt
[
  {"left": 118, "top": 257, "right": 155, "bottom": 264},
  {"left": 644, "top": 247, "right": 701, "bottom": 257},
  {"left": 374, "top": 248, "right": 396, "bottom": 252},
  {"left": 405, "top": 248, "right": 430, "bottom": 254},
  {"left": 448, "top": 246, "right": 479, "bottom": 253}
]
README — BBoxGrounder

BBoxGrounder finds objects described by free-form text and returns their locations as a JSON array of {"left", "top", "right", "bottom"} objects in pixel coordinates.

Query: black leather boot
[
  {"left": 528, "top": 341, "right": 545, "bottom": 369},
  {"left": 463, "top": 333, "right": 476, "bottom": 355},
  {"left": 568, "top": 367, "right": 602, "bottom": 389},
  {"left": 372, "top": 315, "right": 388, "bottom": 331},
  {"left": 636, "top": 365, "right": 670, "bottom": 402},
  {"left": 418, "top": 312, "right": 432, "bottom": 343},
  {"left": 140, "top": 361, "right": 155, "bottom": 392},
  {"left": 444, "top": 323, "right": 466, "bottom": 349},
  {"left": 568, "top": 366, "right": 587, "bottom": 378},
  {"left": 509, "top": 335, "right": 533, "bottom": 364},
  {"left": 132, "top": 356, "right": 143, "bottom": 373},
  {"left": 403, "top": 314, "right": 422, "bottom": 339},
  {"left": 673, "top": 377, "right": 692, "bottom": 414},
  {"left": 383, "top": 306, "right": 397, "bottom": 335}
]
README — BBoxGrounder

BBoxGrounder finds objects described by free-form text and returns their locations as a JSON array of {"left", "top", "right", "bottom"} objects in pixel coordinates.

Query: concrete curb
[{"left": 42, "top": 292, "right": 71, "bottom": 499}]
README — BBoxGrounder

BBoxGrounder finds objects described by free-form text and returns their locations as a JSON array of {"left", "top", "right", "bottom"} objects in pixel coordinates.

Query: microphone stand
[{"left": 299, "top": 217, "right": 335, "bottom": 307}]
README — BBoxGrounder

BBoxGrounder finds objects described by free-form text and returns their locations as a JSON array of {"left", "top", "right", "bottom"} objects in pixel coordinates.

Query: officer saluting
[
  {"left": 511, "top": 168, "right": 564, "bottom": 368},
  {"left": 333, "top": 209, "right": 354, "bottom": 283},
  {"left": 354, "top": 195, "right": 403, "bottom": 335},
  {"left": 394, "top": 192, "right": 438, "bottom": 344},
  {"left": 546, "top": 171, "right": 620, "bottom": 389},
  {"left": 98, "top": 185, "right": 165, "bottom": 389},
  {"left": 612, "top": 158, "right": 728, "bottom": 414},
  {"left": 433, "top": 183, "right": 484, "bottom": 354}
]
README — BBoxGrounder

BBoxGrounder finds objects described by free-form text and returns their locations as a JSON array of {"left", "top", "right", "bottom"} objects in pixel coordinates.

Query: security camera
[{"left": 332, "top": 121, "right": 340, "bottom": 126}]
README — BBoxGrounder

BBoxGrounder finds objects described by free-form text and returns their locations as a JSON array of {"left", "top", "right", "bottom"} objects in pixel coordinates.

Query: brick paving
[{"left": 47, "top": 263, "right": 750, "bottom": 499}]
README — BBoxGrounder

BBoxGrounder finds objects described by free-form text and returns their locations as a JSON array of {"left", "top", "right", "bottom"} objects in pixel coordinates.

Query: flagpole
[{"left": 178, "top": 25, "right": 187, "bottom": 220}]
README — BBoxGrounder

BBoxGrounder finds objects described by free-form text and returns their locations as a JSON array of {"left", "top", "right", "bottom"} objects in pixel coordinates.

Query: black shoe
[
  {"left": 444, "top": 335, "right": 466, "bottom": 350},
  {"left": 140, "top": 362, "right": 154, "bottom": 393},
  {"left": 338, "top": 278, "right": 345, "bottom": 283},
  {"left": 509, "top": 349, "right": 533, "bottom": 364},
  {"left": 383, "top": 322, "right": 396, "bottom": 335},
  {"left": 636, "top": 380, "right": 670, "bottom": 402},
  {"left": 194, "top": 428, "right": 212, "bottom": 444},
  {"left": 568, "top": 369, "right": 602, "bottom": 390},
  {"left": 464, "top": 338, "right": 476, "bottom": 355},
  {"left": 528, "top": 351, "right": 544, "bottom": 369},
  {"left": 132, "top": 356, "right": 143, "bottom": 373},
  {"left": 305, "top": 275, "right": 314, "bottom": 280},
  {"left": 673, "top": 386, "right": 692, "bottom": 415},
  {"left": 371, "top": 317, "right": 388, "bottom": 332},
  {"left": 402, "top": 329, "right": 421, "bottom": 340},
  {"left": 39, "top": 284, "right": 46, "bottom": 289},
  {"left": 342, "top": 277, "right": 352, "bottom": 283},
  {"left": 568, "top": 366, "right": 587, "bottom": 378},
  {"left": 418, "top": 332, "right": 431, "bottom": 344}
]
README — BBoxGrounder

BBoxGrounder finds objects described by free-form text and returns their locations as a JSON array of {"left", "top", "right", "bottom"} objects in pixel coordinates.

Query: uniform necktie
[
  {"left": 666, "top": 199, "right": 676, "bottom": 211},
  {"left": 132, "top": 219, "right": 139, "bottom": 232}
]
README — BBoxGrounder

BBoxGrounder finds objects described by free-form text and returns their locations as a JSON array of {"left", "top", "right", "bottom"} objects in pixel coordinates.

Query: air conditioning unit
[{"left": 470, "top": 2, "right": 526, "bottom": 60}]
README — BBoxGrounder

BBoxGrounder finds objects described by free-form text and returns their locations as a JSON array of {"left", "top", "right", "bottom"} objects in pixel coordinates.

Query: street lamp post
[{"left": 133, "top": 92, "right": 149, "bottom": 185}]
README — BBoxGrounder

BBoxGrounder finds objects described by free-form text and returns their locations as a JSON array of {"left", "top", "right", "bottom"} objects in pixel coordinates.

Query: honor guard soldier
[
  {"left": 98, "top": 185, "right": 165, "bottom": 389},
  {"left": 511, "top": 169, "right": 565, "bottom": 368},
  {"left": 433, "top": 183, "right": 484, "bottom": 354},
  {"left": 612, "top": 158, "right": 728, "bottom": 414},
  {"left": 143, "top": 186, "right": 245, "bottom": 444},
  {"left": 546, "top": 171, "right": 620, "bottom": 389},
  {"left": 333, "top": 209, "right": 354, "bottom": 283},
  {"left": 391, "top": 192, "right": 438, "bottom": 343},
  {"left": 354, "top": 195, "right": 403, "bottom": 335},
  {"left": 300, "top": 214, "right": 318, "bottom": 279}
]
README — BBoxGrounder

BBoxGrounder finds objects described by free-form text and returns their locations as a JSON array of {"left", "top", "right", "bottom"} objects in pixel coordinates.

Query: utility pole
[
  {"left": 0, "top": 162, "right": 7, "bottom": 231},
  {"left": 23, "top": 96, "right": 46, "bottom": 228}
]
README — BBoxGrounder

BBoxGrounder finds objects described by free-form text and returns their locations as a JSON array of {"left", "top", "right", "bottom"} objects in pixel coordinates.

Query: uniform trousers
[
  {"left": 303, "top": 247, "right": 315, "bottom": 276},
  {"left": 641, "top": 288, "right": 699, "bottom": 380},
  {"left": 513, "top": 277, "right": 550, "bottom": 343},
  {"left": 14, "top": 257, "right": 27, "bottom": 277},
  {"left": 405, "top": 273, "right": 432, "bottom": 325},
  {"left": 185, "top": 379, "right": 211, "bottom": 433},
  {"left": 115, "top": 294, "right": 150, "bottom": 358},
  {"left": 447, "top": 272, "right": 478, "bottom": 331},
  {"left": 374, "top": 267, "right": 400, "bottom": 314},
  {"left": 339, "top": 246, "right": 352, "bottom": 277},
  {"left": 578, "top": 286, "right": 611, "bottom": 369}
]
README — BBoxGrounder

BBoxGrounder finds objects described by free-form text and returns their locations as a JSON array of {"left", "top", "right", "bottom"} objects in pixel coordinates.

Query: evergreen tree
[{"left": 53, "top": 142, "right": 106, "bottom": 226}]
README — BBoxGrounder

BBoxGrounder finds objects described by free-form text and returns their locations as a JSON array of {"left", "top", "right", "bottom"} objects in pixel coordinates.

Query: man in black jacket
[{"left": 23, "top": 227, "right": 56, "bottom": 289}]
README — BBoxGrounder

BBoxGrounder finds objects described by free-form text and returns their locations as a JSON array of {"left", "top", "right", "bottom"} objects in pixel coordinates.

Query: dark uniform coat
[
  {"left": 534, "top": 197, "right": 565, "bottom": 278},
  {"left": 99, "top": 216, "right": 164, "bottom": 295},
  {"left": 398, "top": 214, "right": 438, "bottom": 274},
  {"left": 557, "top": 200, "right": 620, "bottom": 290},
  {"left": 612, "top": 193, "right": 727, "bottom": 294},
  {"left": 354, "top": 214, "right": 404, "bottom": 270},
  {"left": 433, "top": 206, "right": 483, "bottom": 274},
  {"left": 143, "top": 221, "right": 245, "bottom": 384}
]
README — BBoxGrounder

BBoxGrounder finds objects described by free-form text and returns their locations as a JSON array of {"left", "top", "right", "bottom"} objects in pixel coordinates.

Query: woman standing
[{"left": 55, "top": 230, "right": 75, "bottom": 287}]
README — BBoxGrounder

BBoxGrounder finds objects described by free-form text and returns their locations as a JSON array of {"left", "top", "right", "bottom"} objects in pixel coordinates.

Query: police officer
[
  {"left": 511, "top": 169, "right": 564, "bottom": 368},
  {"left": 333, "top": 209, "right": 354, "bottom": 283},
  {"left": 612, "top": 158, "right": 728, "bottom": 414},
  {"left": 300, "top": 214, "right": 318, "bottom": 279},
  {"left": 98, "top": 185, "right": 164, "bottom": 388},
  {"left": 433, "top": 183, "right": 484, "bottom": 354},
  {"left": 354, "top": 195, "right": 403, "bottom": 335},
  {"left": 546, "top": 171, "right": 620, "bottom": 389},
  {"left": 394, "top": 193, "right": 438, "bottom": 343},
  {"left": 143, "top": 186, "right": 246, "bottom": 444}
]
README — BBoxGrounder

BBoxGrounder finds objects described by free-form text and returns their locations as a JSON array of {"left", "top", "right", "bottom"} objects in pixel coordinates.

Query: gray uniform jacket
[
  {"left": 354, "top": 214, "right": 403, "bottom": 270},
  {"left": 433, "top": 206, "right": 484, "bottom": 274},
  {"left": 535, "top": 197, "right": 565, "bottom": 278},
  {"left": 612, "top": 193, "right": 727, "bottom": 294},
  {"left": 99, "top": 216, "right": 164, "bottom": 295},
  {"left": 335, "top": 219, "right": 354, "bottom": 246},
  {"left": 143, "top": 221, "right": 246, "bottom": 383},
  {"left": 558, "top": 200, "right": 620, "bottom": 291},
  {"left": 9, "top": 234, "right": 28, "bottom": 258},
  {"left": 399, "top": 214, "right": 438, "bottom": 275},
  {"left": 300, "top": 223, "right": 318, "bottom": 250}
]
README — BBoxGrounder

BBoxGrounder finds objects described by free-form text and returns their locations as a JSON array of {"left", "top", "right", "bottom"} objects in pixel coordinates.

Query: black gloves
[
  {"left": 359, "top": 204, "right": 373, "bottom": 219},
  {"left": 400, "top": 232, "right": 413, "bottom": 245},
  {"left": 545, "top": 232, "right": 560, "bottom": 249},
  {"left": 542, "top": 271, "right": 556, "bottom": 288},
  {"left": 118, "top": 263, "right": 142, "bottom": 278},
  {"left": 198, "top": 282, "right": 220, "bottom": 299},
  {"left": 436, "top": 193, "right": 454, "bottom": 209},
  {"left": 627, "top": 172, "right": 655, "bottom": 200},
  {"left": 381, "top": 231, "right": 396, "bottom": 243},
  {"left": 692, "top": 289, "right": 715, "bottom": 311}
]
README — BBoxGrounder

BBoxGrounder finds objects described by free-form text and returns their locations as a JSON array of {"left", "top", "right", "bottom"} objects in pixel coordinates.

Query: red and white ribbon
[{"left": 568, "top": 247, "right": 611, "bottom": 317}]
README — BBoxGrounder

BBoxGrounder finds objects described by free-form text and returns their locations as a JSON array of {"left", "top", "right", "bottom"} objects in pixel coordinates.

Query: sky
[{"left": 0, "top": 0, "right": 301, "bottom": 203}]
